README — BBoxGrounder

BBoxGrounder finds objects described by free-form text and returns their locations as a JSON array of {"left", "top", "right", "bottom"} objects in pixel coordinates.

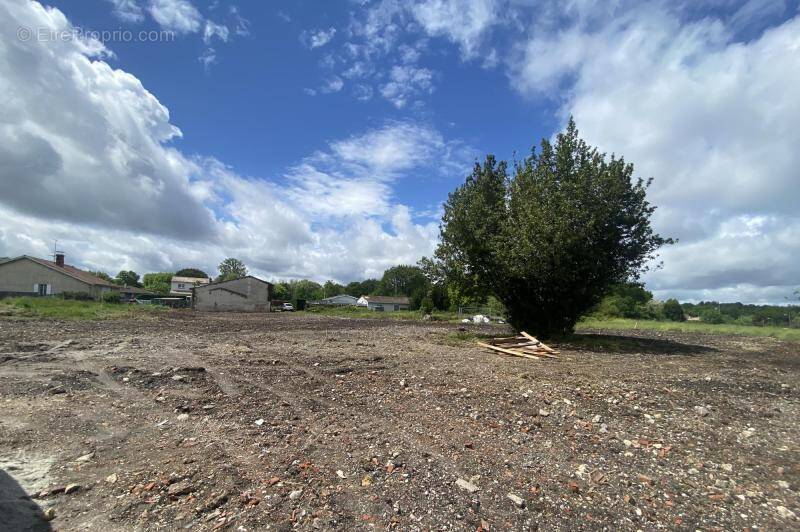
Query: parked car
[{"left": 281, "top": 302, "right": 294, "bottom": 312}]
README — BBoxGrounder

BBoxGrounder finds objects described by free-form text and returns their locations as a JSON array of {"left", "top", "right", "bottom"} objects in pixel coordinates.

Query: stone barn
[{"left": 192, "top": 276, "right": 272, "bottom": 312}]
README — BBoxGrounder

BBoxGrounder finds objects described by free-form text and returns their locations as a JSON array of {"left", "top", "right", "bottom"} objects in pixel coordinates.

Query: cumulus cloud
[
  {"left": 147, "top": 0, "right": 202, "bottom": 33},
  {"left": 412, "top": 0, "right": 500, "bottom": 59},
  {"left": 0, "top": 1, "right": 466, "bottom": 283},
  {"left": 509, "top": 2, "right": 800, "bottom": 302}
]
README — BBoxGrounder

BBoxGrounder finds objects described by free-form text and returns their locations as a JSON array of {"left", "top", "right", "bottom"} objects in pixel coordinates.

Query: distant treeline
[{"left": 589, "top": 283, "right": 800, "bottom": 328}]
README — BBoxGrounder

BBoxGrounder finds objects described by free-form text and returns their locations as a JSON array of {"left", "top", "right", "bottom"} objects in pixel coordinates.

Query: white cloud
[
  {"left": 148, "top": 0, "right": 202, "bottom": 33},
  {"left": 0, "top": 1, "right": 466, "bottom": 283},
  {"left": 380, "top": 65, "right": 435, "bottom": 108},
  {"left": 509, "top": 3, "right": 800, "bottom": 302},
  {"left": 203, "top": 20, "right": 229, "bottom": 44},
  {"left": 412, "top": 0, "right": 499, "bottom": 59},
  {"left": 107, "top": 0, "right": 144, "bottom": 23},
  {"left": 302, "top": 27, "right": 337, "bottom": 49}
]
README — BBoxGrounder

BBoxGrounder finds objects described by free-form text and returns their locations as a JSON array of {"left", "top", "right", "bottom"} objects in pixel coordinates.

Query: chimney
[{"left": 55, "top": 253, "right": 65, "bottom": 267}]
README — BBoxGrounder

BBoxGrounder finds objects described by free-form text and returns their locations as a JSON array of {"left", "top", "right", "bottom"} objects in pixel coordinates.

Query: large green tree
[
  {"left": 142, "top": 272, "right": 173, "bottom": 295},
  {"left": 115, "top": 270, "right": 141, "bottom": 287},
  {"left": 430, "top": 119, "right": 671, "bottom": 337},
  {"left": 217, "top": 258, "right": 248, "bottom": 281},
  {"left": 175, "top": 268, "right": 209, "bottom": 279}
]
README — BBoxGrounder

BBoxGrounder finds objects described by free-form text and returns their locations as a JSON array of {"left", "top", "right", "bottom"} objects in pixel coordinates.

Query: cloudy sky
[{"left": 0, "top": 0, "right": 798, "bottom": 303}]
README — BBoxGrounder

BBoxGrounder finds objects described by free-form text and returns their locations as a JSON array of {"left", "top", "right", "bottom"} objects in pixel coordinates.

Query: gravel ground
[{"left": 0, "top": 311, "right": 798, "bottom": 531}]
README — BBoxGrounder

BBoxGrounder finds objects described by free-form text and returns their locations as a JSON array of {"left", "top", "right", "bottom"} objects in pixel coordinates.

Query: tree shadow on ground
[
  {"left": 0, "top": 469, "right": 52, "bottom": 532},
  {"left": 555, "top": 333, "right": 716, "bottom": 356}
]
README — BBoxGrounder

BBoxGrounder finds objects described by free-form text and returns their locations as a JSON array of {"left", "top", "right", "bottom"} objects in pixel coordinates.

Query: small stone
[
  {"left": 777, "top": 480, "right": 790, "bottom": 489},
  {"left": 456, "top": 478, "right": 480, "bottom": 493},
  {"left": 75, "top": 452, "right": 94, "bottom": 463},
  {"left": 721, "top": 463, "right": 733, "bottom": 472},
  {"left": 171, "top": 374, "right": 187, "bottom": 382},
  {"left": 694, "top": 406, "right": 710, "bottom": 417},
  {"left": 399, "top": 379, "right": 407, "bottom": 388},
  {"left": 361, "top": 475, "right": 372, "bottom": 487},
  {"left": 254, "top": 419, "right": 265, "bottom": 426},
  {"left": 168, "top": 480, "right": 193, "bottom": 497},
  {"left": 43, "top": 508, "right": 56, "bottom": 521},
  {"left": 177, "top": 413, "right": 189, "bottom": 421},
  {"left": 64, "top": 483, "right": 81, "bottom": 494},
  {"left": 592, "top": 415, "right": 601, "bottom": 423},
  {"left": 105, "top": 473, "right": 118, "bottom": 484},
  {"left": 538, "top": 409, "right": 550, "bottom": 417},
  {"left": 576, "top": 464, "right": 588, "bottom": 479},
  {"left": 776, "top": 506, "right": 796, "bottom": 520},
  {"left": 507, "top": 492, "right": 525, "bottom": 508},
  {"left": 336, "top": 470, "right": 346, "bottom": 479},
  {"left": 289, "top": 489, "right": 303, "bottom": 500}
]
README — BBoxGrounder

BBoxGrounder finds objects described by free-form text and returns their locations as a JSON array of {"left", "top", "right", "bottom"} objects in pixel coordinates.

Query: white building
[
  {"left": 356, "top": 295, "right": 410, "bottom": 312},
  {"left": 170, "top": 276, "right": 211, "bottom": 297}
]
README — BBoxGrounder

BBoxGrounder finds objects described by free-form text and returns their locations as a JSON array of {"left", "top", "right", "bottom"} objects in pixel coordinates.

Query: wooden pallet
[{"left": 478, "top": 331, "right": 559, "bottom": 360}]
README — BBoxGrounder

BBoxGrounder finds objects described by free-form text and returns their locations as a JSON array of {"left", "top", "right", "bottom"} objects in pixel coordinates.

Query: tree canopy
[
  {"left": 175, "top": 268, "right": 209, "bottom": 279},
  {"left": 142, "top": 272, "right": 172, "bottom": 295},
  {"left": 115, "top": 270, "right": 141, "bottom": 287},
  {"left": 429, "top": 118, "right": 671, "bottom": 337},
  {"left": 217, "top": 258, "right": 248, "bottom": 281}
]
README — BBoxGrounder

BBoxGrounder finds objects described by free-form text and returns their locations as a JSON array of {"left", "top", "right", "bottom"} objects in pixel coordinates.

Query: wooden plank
[
  {"left": 519, "top": 347, "right": 559, "bottom": 359},
  {"left": 519, "top": 332, "right": 558, "bottom": 353},
  {"left": 477, "top": 342, "right": 541, "bottom": 360}
]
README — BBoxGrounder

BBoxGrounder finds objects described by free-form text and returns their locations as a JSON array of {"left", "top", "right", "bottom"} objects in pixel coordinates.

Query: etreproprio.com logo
[{"left": 17, "top": 25, "right": 176, "bottom": 43}]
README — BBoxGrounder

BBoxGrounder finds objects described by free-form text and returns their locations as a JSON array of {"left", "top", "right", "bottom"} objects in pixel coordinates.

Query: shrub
[
  {"left": 102, "top": 291, "right": 122, "bottom": 304},
  {"left": 699, "top": 308, "right": 725, "bottom": 324},
  {"left": 420, "top": 295, "right": 434, "bottom": 315},
  {"left": 60, "top": 291, "right": 93, "bottom": 301},
  {"left": 662, "top": 299, "right": 685, "bottom": 322}
]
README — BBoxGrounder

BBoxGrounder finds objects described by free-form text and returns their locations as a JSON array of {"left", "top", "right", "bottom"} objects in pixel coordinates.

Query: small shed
[{"left": 192, "top": 276, "right": 272, "bottom": 312}]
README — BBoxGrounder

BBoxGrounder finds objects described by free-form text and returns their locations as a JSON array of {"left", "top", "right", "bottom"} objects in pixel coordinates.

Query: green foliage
[
  {"left": 578, "top": 317, "right": 800, "bottom": 342},
  {"left": 430, "top": 118, "right": 671, "bottom": 337},
  {"left": 698, "top": 307, "right": 725, "bottom": 324},
  {"left": 142, "top": 272, "right": 173, "bottom": 295},
  {"left": 345, "top": 279, "right": 379, "bottom": 297},
  {"left": 0, "top": 297, "right": 164, "bottom": 320},
  {"left": 88, "top": 271, "right": 114, "bottom": 283},
  {"left": 662, "top": 299, "right": 685, "bottom": 322},
  {"left": 272, "top": 282, "right": 291, "bottom": 301},
  {"left": 591, "top": 282, "right": 656, "bottom": 319},
  {"left": 115, "top": 270, "right": 141, "bottom": 287},
  {"left": 102, "top": 291, "right": 122, "bottom": 304},
  {"left": 217, "top": 258, "right": 248, "bottom": 281},
  {"left": 175, "top": 268, "right": 209, "bottom": 278},
  {"left": 60, "top": 291, "right": 94, "bottom": 301},
  {"left": 323, "top": 280, "right": 345, "bottom": 298},
  {"left": 376, "top": 265, "right": 430, "bottom": 309},
  {"left": 420, "top": 295, "right": 434, "bottom": 315},
  {"left": 681, "top": 301, "right": 798, "bottom": 328}
]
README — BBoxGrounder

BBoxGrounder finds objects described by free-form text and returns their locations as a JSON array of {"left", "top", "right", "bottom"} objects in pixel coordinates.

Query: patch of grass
[
  {"left": 0, "top": 297, "right": 167, "bottom": 321},
  {"left": 577, "top": 317, "right": 800, "bottom": 342}
]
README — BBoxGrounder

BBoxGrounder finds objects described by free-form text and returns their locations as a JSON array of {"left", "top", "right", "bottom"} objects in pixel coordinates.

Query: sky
[{"left": 0, "top": 0, "right": 798, "bottom": 304}]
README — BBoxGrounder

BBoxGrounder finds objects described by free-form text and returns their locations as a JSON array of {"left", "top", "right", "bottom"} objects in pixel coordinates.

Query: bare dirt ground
[{"left": 1, "top": 312, "right": 798, "bottom": 531}]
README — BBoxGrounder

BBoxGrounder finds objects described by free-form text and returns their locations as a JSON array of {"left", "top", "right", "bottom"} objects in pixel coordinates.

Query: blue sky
[{"left": 1, "top": 0, "right": 799, "bottom": 303}]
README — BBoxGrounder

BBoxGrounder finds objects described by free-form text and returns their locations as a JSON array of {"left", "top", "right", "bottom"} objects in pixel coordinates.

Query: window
[
  {"left": 37, "top": 284, "right": 48, "bottom": 296},
  {"left": 394, "top": 304, "right": 400, "bottom": 311},
  {"left": 178, "top": 283, "right": 185, "bottom": 289}
]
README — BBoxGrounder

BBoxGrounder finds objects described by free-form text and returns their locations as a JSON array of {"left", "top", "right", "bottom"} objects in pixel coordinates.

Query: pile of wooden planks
[{"left": 477, "top": 331, "right": 559, "bottom": 360}]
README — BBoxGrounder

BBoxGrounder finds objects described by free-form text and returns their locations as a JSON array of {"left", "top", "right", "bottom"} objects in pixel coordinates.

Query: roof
[
  {"left": 192, "top": 275, "right": 274, "bottom": 292},
  {"left": 172, "top": 276, "right": 211, "bottom": 284},
  {"left": 361, "top": 295, "right": 411, "bottom": 305},
  {"left": 321, "top": 294, "right": 358, "bottom": 301},
  {"left": 115, "top": 286, "right": 154, "bottom": 295},
  {"left": 3, "top": 255, "right": 118, "bottom": 288}
]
